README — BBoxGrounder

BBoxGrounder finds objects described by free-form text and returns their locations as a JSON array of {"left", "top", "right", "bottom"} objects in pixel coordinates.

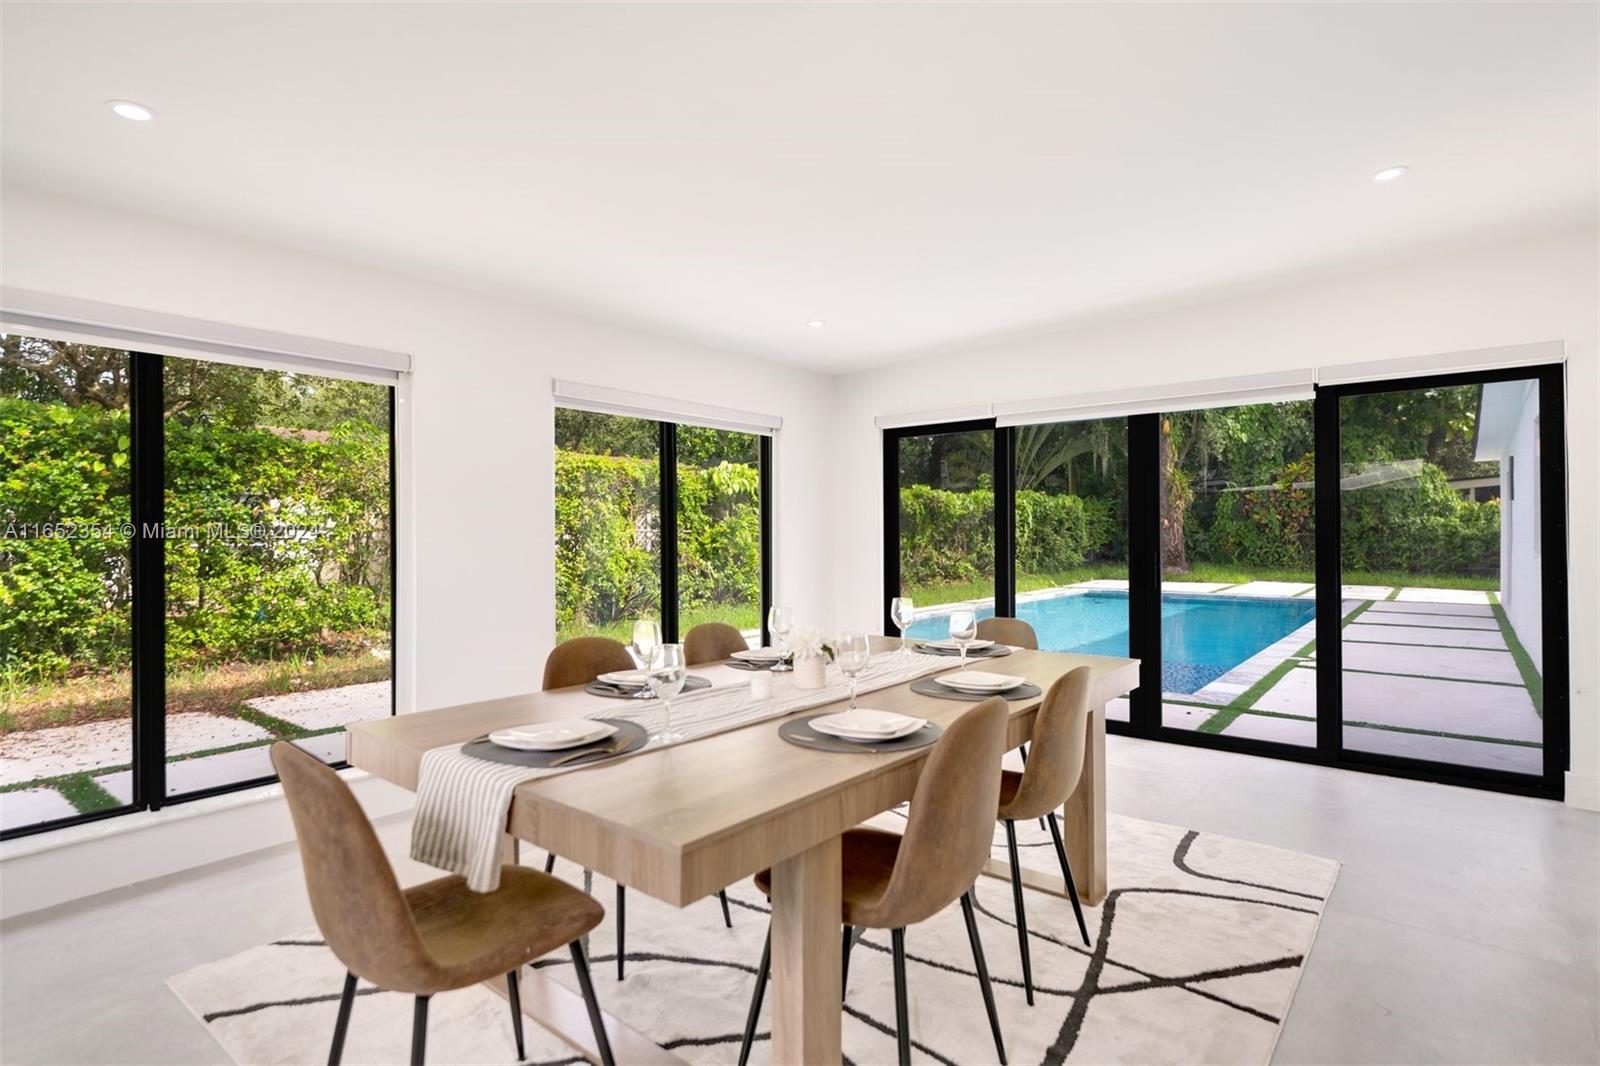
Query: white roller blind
[
  {"left": 873, "top": 404, "right": 994, "bottom": 430},
  {"left": 0, "top": 288, "right": 411, "bottom": 384},
  {"left": 994, "top": 369, "right": 1315, "bottom": 427},
  {"left": 552, "top": 379, "right": 781, "bottom": 436},
  {"left": 1316, "top": 341, "right": 1563, "bottom": 387}
]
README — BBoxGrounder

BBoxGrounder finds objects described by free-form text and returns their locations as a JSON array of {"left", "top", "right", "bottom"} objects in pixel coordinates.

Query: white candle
[{"left": 749, "top": 671, "right": 773, "bottom": 700}]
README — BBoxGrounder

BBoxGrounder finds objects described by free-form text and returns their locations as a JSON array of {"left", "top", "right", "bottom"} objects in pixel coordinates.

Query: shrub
[{"left": 898, "top": 484, "right": 1114, "bottom": 591}]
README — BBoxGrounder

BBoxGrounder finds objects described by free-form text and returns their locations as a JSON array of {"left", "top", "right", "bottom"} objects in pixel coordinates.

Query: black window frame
[
  {"left": 881, "top": 364, "right": 1570, "bottom": 800},
  {"left": 2, "top": 347, "right": 400, "bottom": 840}
]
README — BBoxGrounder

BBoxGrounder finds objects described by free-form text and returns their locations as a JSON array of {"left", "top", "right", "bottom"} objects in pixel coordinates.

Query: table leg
[
  {"left": 769, "top": 835, "right": 843, "bottom": 1065},
  {"left": 1061, "top": 704, "right": 1107, "bottom": 905}
]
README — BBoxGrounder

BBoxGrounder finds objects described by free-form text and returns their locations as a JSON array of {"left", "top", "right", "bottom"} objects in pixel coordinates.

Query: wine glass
[
  {"left": 949, "top": 609, "right": 978, "bottom": 669},
  {"left": 631, "top": 619, "right": 661, "bottom": 675},
  {"left": 767, "top": 605, "right": 795, "bottom": 672},
  {"left": 835, "top": 632, "right": 871, "bottom": 711},
  {"left": 889, "top": 596, "right": 915, "bottom": 657},
  {"left": 648, "top": 643, "right": 688, "bottom": 744}
]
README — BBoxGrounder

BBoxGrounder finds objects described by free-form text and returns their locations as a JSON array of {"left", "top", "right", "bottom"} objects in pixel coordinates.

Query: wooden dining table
[{"left": 348, "top": 638, "right": 1139, "bottom": 1065}]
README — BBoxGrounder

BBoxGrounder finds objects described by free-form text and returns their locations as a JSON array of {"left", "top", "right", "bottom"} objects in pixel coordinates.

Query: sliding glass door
[
  {"left": 882, "top": 363, "right": 1568, "bottom": 798},
  {"left": 554, "top": 408, "right": 770, "bottom": 646},
  {"left": 1327, "top": 370, "right": 1563, "bottom": 786},
  {"left": 1, "top": 336, "right": 398, "bottom": 838}
]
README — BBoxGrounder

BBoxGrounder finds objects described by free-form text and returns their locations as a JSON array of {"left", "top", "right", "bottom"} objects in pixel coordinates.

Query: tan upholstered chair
[
  {"left": 270, "top": 742, "right": 614, "bottom": 1066},
  {"left": 976, "top": 615, "right": 1039, "bottom": 650},
  {"left": 738, "top": 698, "right": 1012, "bottom": 1066},
  {"left": 539, "top": 635, "right": 735, "bottom": 981},
  {"left": 541, "top": 636, "right": 635, "bottom": 691},
  {"left": 684, "top": 621, "right": 750, "bottom": 665},
  {"left": 996, "top": 666, "right": 1094, "bottom": 1004}
]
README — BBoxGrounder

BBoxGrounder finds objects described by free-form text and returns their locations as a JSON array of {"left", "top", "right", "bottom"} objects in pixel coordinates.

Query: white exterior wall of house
[{"left": 1498, "top": 383, "right": 1544, "bottom": 673}]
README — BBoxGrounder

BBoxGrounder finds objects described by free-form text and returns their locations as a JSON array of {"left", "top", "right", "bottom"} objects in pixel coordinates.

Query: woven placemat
[
  {"left": 778, "top": 714, "right": 943, "bottom": 754},
  {"left": 460, "top": 719, "right": 648, "bottom": 768},
  {"left": 910, "top": 643, "right": 1014, "bottom": 659},
  {"left": 909, "top": 677, "right": 1042, "bottom": 702},
  {"left": 584, "top": 674, "right": 713, "bottom": 699}
]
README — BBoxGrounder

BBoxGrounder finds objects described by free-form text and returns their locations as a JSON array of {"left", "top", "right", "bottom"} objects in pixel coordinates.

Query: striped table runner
[{"left": 410, "top": 649, "right": 974, "bottom": 891}]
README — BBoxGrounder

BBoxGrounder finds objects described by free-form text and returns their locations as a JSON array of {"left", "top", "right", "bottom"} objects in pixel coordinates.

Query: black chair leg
[
  {"left": 1003, "top": 819, "right": 1035, "bottom": 1005},
  {"left": 410, "top": 995, "right": 429, "bottom": 1066},
  {"left": 891, "top": 928, "right": 911, "bottom": 1066},
  {"left": 960, "top": 891, "right": 1007, "bottom": 1064},
  {"left": 840, "top": 925, "right": 854, "bottom": 1001},
  {"left": 616, "top": 885, "right": 627, "bottom": 981},
  {"left": 327, "top": 970, "right": 357, "bottom": 1066},
  {"left": 506, "top": 969, "right": 526, "bottom": 1061},
  {"left": 544, "top": 851, "right": 556, "bottom": 874},
  {"left": 719, "top": 889, "right": 733, "bottom": 928},
  {"left": 569, "top": 941, "right": 615, "bottom": 1066},
  {"left": 738, "top": 925, "right": 772, "bottom": 1066},
  {"left": 1047, "top": 811, "right": 1092, "bottom": 946}
]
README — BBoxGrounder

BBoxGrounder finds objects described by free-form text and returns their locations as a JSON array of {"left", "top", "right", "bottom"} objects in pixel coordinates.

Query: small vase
[{"left": 793, "top": 654, "right": 826, "bottom": 690}]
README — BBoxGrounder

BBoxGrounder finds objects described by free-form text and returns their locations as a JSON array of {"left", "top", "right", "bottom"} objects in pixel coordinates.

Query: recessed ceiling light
[
  {"left": 807, "top": 320, "right": 826, "bottom": 328},
  {"left": 1372, "top": 165, "right": 1409, "bottom": 183},
  {"left": 108, "top": 100, "right": 155, "bottom": 122}
]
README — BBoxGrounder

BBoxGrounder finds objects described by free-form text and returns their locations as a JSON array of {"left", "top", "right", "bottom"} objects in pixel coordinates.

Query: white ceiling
[{"left": 2, "top": 2, "right": 1595, "bottom": 371}]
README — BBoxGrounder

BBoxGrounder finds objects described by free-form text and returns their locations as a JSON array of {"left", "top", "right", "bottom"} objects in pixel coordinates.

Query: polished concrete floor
[{"left": 1, "top": 735, "right": 1595, "bottom": 1065}]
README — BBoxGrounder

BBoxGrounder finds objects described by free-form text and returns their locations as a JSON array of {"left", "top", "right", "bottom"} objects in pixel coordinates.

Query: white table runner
[{"left": 409, "top": 650, "right": 979, "bottom": 891}]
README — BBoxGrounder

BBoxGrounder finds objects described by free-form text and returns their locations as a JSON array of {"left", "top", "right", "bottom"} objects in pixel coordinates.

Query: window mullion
[{"left": 129, "top": 351, "right": 167, "bottom": 810}]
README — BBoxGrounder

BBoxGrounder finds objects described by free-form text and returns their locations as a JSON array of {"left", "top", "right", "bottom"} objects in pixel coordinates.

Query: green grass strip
[
  {"left": 55, "top": 773, "right": 122, "bottom": 814},
  {"left": 1352, "top": 620, "right": 1500, "bottom": 632},
  {"left": 233, "top": 707, "right": 312, "bottom": 739},
  {"left": 1197, "top": 600, "right": 1373, "bottom": 734},
  {"left": 1223, "top": 707, "right": 1541, "bottom": 748},
  {"left": 1384, "top": 587, "right": 1402, "bottom": 600},
  {"left": 1487, "top": 591, "right": 1543, "bottom": 718},
  {"left": 1338, "top": 667, "right": 1524, "bottom": 688},
  {"left": 1344, "top": 639, "right": 1511, "bottom": 652}
]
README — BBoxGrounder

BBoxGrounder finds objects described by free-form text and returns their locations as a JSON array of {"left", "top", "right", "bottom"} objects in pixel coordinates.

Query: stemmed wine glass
[
  {"left": 889, "top": 596, "right": 915, "bottom": 657},
  {"left": 631, "top": 619, "right": 661, "bottom": 695},
  {"left": 648, "top": 643, "right": 687, "bottom": 744},
  {"left": 949, "top": 609, "right": 978, "bottom": 669},
  {"left": 835, "top": 632, "right": 871, "bottom": 711},
  {"left": 767, "top": 605, "right": 795, "bottom": 671}
]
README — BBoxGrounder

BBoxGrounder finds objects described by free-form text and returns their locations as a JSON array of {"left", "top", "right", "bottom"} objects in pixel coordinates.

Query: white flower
[{"left": 789, "top": 625, "right": 827, "bottom": 660}]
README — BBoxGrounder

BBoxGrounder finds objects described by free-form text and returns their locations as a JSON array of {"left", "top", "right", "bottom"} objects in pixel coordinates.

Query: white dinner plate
[
  {"left": 489, "top": 719, "right": 617, "bottom": 751},
  {"left": 917, "top": 637, "right": 996, "bottom": 651},
  {"left": 597, "top": 669, "right": 651, "bottom": 688},
  {"left": 810, "top": 709, "right": 926, "bottom": 742},
  {"left": 731, "top": 647, "right": 786, "bottom": 662},
  {"left": 933, "top": 670, "right": 1025, "bottom": 693}
]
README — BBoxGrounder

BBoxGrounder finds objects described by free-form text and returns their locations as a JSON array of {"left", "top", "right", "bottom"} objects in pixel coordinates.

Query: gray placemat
[
  {"left": 584, "top": 674, "right": 713, "bottom": 699},
  {"left": 909, "top": 677, "right": 1042, "bottom": 702},
  {"left": 778, "top": 714, "right": 943, "bottom": 754},
  {"left": 460, "top": 719, "right": 648, "bottom": 768},
  {"left": 726, "top": 659, "right": 778, "bottom": 672},
  {"left": 910, "top": 643, "right": 1014, "bottom": 659}
]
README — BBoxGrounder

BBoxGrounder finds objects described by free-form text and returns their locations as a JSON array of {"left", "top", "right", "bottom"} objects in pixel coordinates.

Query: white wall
[
  {"left": 829, "top": 225, "right": 1599, "bottom": 810},
  {"left": 1502, "top": 383, "right": 1544, "bottom": 671},
  {"left": 0, "top": 186, "right": 839, "bottom": 912}
]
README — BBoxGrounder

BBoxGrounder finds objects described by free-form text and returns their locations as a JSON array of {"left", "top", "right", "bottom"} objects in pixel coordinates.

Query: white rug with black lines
[{"left": 169, "top": 812, "right": 1338, "bottom": 1065}]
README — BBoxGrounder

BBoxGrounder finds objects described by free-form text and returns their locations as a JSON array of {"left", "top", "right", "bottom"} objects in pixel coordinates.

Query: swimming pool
[{"left": 904, "top": 590, "right": 1316, "bottom": 694}]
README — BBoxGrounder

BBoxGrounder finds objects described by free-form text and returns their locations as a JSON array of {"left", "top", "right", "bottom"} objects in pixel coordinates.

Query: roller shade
[
  {"left": 994, "top": 369, "right": 1315, "bottom": 426},
  {"left": 1, "top": 287, "right": 411, "bottom": 384},
  {"left": 553, "top": 379, "right": 781, "bottom": 435},
  {"left": 873, "top": 404, "right": 993, "bottom": 430},
  {"left": 1316, "top": 342, "right": 1564, "bottom": 387}
]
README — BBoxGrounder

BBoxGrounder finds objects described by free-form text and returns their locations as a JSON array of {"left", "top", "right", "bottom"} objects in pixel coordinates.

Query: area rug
[{"left": 168, "top": 813, "right": 1338, "bottom": 1065}]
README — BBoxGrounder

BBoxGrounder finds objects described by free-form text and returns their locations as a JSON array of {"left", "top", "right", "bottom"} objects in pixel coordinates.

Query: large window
[
  {"left": 555, "top": 408, "right": 769, "bottom": 647},
  {"left": 882, "top": 364, "right": 1568, "bottom": 798},
  {"left": 1, "top": 334, "right": 395, "bottom": 837}
]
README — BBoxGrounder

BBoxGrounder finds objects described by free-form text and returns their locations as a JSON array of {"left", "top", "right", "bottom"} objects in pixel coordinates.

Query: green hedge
[
  {"left": 1, "top": 396, "right": 391, "bottom": 680},
  {"left": 899, "top": 484, "right": 1115, "bottom": 590},
  {"left": 555, "top": 451, "right": 760, "bottom": 634},
  {"left": 1204, "top": 459, "right": 1499, "bottom": 575}
]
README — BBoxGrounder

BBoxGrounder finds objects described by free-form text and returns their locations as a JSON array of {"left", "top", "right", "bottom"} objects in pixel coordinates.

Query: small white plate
[
  {"left": 597, "top": 669, "right": 650, "bottom": 687},
  {"left": 731, "top": 647, "right": 786, "bottom": 662},
  {"left": 489, "top": 719, "right": 617, "bottom": 751},
  {"left": 811, "top": 709, "right": 926, "bottom": 742},
  {"left": 934, "top": 670, "right": 1025, "bottom": 693},
  {"left": 918, "top": 637, "right": 996, "bottom": 651}
]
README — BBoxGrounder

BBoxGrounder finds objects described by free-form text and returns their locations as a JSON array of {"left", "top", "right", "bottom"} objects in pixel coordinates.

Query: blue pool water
[{"left": 905, "top": 591, "right": 1316, "bottom": 694}]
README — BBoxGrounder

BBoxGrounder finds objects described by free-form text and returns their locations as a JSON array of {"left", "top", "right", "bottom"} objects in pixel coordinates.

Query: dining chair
[
  {"left": 683, "top": 621, "right": 750, "bottom": 665},
  {"left": 995, "top": 666, "right": 1094, "bottom": 1006},
  {"left": 737, "top": 698, "right": 1011, "bottom": 1066},
  {"left": 270, "top": 742, "right": 615, "bottom": 1066},
  {"left": 975, "top": 615, "right": 1038, "bottom": 650},
  {"left": 539, "top": 635, "right": 735, "bottom": 981}
]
